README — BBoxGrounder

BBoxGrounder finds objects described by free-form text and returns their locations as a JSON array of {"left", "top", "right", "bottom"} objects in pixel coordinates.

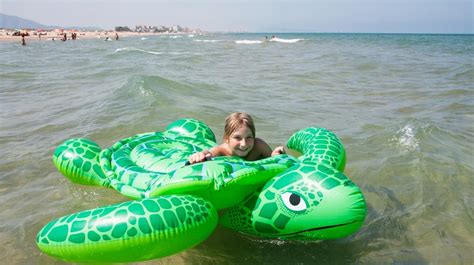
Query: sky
[{"left": 1, "top": 0, "right": 473, "bottom": 33}]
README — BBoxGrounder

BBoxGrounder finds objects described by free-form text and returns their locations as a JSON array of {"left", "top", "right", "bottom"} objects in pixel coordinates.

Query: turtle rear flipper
[
  {"left": 53, "top": 138, "right": 109, "bottom": 187},
  {"left": 36, "top": 195, "right": 218, "bottom": 262}
]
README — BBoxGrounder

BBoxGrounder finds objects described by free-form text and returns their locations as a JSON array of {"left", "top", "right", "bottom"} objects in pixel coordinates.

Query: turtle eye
[{"left": 281, "top": 192, "right": 307, "bottom": 212}]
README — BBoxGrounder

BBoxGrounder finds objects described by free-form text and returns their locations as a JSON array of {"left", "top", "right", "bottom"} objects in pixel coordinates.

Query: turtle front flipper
[
  {"left": 287, "top": 127, "right": 346, "bottom": 171},
  {"left": 53, "top": 138, "right": 109, "bottom": 187},
  {"left": 36, "top": 195, "right": 218, "bottom": 263}
]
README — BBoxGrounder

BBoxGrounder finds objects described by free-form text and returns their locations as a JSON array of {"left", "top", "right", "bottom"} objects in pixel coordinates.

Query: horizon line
[{"left": 211, "top": 31, "right": 474, "bottom": 35}]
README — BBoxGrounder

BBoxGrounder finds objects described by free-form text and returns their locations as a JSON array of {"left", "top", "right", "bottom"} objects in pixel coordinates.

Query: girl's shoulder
[
  {"left": 254, "top": 137, "right": 270, "bottom": 146},
  {"left": 253, "top": 137, "right": 272, "bottom": 156},
  {"left": 211, "top": 143, "right": 231, "bottom": 156}
]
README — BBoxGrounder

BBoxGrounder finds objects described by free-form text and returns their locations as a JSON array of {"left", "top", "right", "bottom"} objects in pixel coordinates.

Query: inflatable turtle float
[{"left": 36, "top": 119, "right": 366, "bottom": 262}]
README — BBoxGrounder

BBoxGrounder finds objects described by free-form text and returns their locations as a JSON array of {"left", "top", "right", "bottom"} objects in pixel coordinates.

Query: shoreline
[{"left": 0, "top": 30, "right": 197, "bottom": 43}]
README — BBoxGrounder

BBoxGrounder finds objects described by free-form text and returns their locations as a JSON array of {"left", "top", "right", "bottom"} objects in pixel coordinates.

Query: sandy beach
[{"left": 0, "top": 29, "right": 193, "bottom": 43}]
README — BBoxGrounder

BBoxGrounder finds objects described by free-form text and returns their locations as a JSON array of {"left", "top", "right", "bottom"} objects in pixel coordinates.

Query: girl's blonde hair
[{"left": 224, "top": 112, "right": 256, "bottom": 139}]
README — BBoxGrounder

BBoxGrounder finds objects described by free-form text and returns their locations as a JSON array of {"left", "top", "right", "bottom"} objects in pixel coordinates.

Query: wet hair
[{"left": 224, "top": 112, "right": 256, "bottom": 139}]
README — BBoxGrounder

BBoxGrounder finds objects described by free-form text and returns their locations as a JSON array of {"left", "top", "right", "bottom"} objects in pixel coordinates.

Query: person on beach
[
  {"left": 21, "top": 33, "right": 26, "bottom": 45},
  {"left": 115, "top": 32, "right": 119, "bottom": 40},
  {"left": 188, "top": 112, "right": 285, "bottom": 164},
  {"left": 61, "top": 33, "right": 67, "bottom": 41}
]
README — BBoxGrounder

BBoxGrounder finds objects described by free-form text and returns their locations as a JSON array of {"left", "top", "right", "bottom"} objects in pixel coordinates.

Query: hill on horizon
[{"left": 0, "top": 13, "right": 102, "bottom": 31}]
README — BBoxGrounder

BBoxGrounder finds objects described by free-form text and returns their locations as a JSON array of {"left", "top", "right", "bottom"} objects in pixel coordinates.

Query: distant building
[
  {"left": 171, "top": 25, "right": 183, "bottom": 33},
  {"left": 131, "top": 24, "right": 198, "bottom": 33},
  {"left": 154, "top": 26, "right": 168, "bottom": 33},
  {"left": 115, "top": 26, "right": 132, "bottom": 32}
]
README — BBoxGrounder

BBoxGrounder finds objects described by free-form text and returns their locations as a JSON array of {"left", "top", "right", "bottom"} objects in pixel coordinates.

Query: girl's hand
[
  {"left": 271, "top": 146, "right": 286, "bottom": 156},
  {"left": 188, "top": 150, "right": 212, "bottom": 165}
]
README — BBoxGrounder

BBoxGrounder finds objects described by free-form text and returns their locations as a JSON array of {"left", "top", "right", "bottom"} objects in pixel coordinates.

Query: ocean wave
[
  {"left": 159, "top": 35, "right": 183, "bottom": 39},
  {"left": 115, "top": 48, "right": 202, "bottom": 56},
  {"left": 193, "top": 39, "right": 222, "bottom": 43},
  {"left": 269, "top": 38, "right": 304, "bottom": 43},
  {"left": 114, "top": 47, "right": 163, "bottom": 55},
  {"left": 114, "top": 47, "right": 202, "bottom": 56},
  {"left": 235, "top": 40, "right": 263, "bottom": 44},
  {"left": 115, "top": 75, "right": 215, "bottom": 112},
  {"left": 436, "top": 89, "right": 472, "bottom": 97},
  {"left": 130, "top": 75, "right": 194, "bottom": 93},
  {"left": 450, "top": 67, "right": 474, "bottom": 81},
  {"left": 168, "top": 52, "right": 203, "bottom": 55}
]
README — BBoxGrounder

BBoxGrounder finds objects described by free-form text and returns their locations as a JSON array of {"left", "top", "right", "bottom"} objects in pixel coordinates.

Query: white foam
[
  {"left": 235, "top": 40, "right": 263, "bottom": 44},
  {"left": 247, "top": 237, "right": 287, "bottom": 246},
  {"left": 138, "top": 82, "right": 152, "bottom": 96},
  {"left": 141, "top": 37, "right": 148, "bottom": 40},
  {"left": 269, "top": 38, "right": 304, "bottom": 43},
  {"left": 394, "top": 124, "right": 420, "bottom": 150},
  {"left": 113, "top": 47, "right": 202, "bottom": 56},
  {"left": 114, "top": 47, "right": 163, "bottom": 55}
]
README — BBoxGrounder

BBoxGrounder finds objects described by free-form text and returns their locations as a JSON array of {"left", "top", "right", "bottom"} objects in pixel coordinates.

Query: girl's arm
[
  {"left": 253, "top": 138, "right": 285, "bottom": 159},
  {"left": 187, "top": 145, "right": 227, "bottom": 164},
  {"left": 271, "top": 146, "right": 286, "bottom": 156}
]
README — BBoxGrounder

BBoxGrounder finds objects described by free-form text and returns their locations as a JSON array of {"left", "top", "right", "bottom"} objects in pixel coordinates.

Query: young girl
[{"left": 188, "top": 112, "right": 285, "bottom": 164}]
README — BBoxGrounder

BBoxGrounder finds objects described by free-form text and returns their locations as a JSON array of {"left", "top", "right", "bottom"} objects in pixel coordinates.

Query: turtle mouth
[{"left": 276, "top": 220, "right": 360, "bottom": 237}]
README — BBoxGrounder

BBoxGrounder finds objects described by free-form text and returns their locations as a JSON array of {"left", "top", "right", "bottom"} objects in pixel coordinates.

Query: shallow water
[{"left": 0, "top": 33, "right": 473, "bottom": 264}]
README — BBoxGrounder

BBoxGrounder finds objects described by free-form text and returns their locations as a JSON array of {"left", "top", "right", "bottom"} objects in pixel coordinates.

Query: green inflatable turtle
[{"left": 36, "top": 119, "right": 366, "bottom": 262}]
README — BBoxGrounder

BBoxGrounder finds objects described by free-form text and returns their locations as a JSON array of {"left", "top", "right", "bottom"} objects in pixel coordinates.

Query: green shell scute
[{"left": 165, "top": 119, "right": 216, "bottom": 142}]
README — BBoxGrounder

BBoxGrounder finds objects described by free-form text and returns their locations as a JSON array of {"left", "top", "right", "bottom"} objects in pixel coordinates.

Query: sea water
[{"left": 0, "top": 33, "right": 473, "bottom": 264}]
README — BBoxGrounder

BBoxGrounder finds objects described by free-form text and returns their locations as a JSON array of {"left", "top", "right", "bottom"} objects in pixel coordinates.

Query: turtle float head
[
  {"left": 220, "top": 162, "right": 366, "bottom": 240},
  {"left": 251, "top": 162, "right": 366, "bottom": 240}
]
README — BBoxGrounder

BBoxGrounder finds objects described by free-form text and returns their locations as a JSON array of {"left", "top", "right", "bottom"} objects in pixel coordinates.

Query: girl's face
[{"left": 225, "top": 125, "right": 255, "bottom": 157}]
